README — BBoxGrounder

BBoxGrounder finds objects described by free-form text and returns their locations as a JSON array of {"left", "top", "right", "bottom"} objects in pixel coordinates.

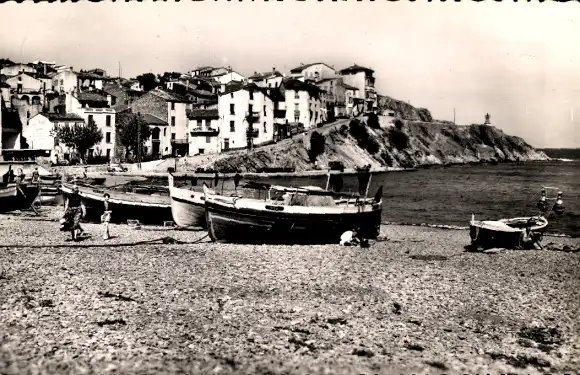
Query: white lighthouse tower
[{"left": 484, "top": 113, "right": 491, "bottom": 125}]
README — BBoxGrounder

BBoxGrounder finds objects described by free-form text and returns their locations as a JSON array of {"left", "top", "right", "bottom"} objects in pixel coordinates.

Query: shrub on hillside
[
  {"left": 388, "top": 127, "right": 410, "bottom": 151},
  {"left": 394, "top": 119, "right": 405, "bottom": 130},
  {"left": 417, "top": 108, "right": 433, "bottom": 122},
  {"left": 380, "top": 150, "right": 394, "bottom": 166},
  {"left": 367, "top": 113, "right": 380, "bottom": 129},
  {"left": 348, "top": 119, "right": 381, "bottom": 155},
  {"left": 309, "top": 131, "right": 325, "bottom": 163}
]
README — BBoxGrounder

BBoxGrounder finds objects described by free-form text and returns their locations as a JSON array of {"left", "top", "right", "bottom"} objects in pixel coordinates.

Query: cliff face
[
  {"left": 377, "top": 95, "right": 433, "bottom": 122},
  {"left": 197, "top": 119, "right": 549, "bottom": 173}
]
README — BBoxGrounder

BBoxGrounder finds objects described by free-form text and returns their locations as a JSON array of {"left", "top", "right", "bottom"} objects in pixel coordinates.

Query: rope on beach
[{"left": 0, "top": 234, "right": 210, "bottom": 249}]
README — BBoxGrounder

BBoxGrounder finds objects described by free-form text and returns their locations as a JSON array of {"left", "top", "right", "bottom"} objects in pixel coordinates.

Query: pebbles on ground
[{"left": 0, "top": 207, "right": 579, "bottom": 375}]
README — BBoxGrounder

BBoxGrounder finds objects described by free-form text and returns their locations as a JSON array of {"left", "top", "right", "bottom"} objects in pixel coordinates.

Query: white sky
[{"left": 1, "top": 1, "right": 579, "bottom": 147}]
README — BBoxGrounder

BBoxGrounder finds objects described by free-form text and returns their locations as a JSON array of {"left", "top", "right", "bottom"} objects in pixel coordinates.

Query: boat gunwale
[{"left": 61, "top": 183, "right": 171, "bottom": 208}]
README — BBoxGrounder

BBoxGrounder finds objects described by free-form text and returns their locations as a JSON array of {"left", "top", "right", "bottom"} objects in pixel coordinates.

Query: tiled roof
[
  {"left": 339, "top": 64, "right": 374, "bottom": 74},
  {"left": 76, "top": 71, "right": 113, "bottom": 80},
  {"left": 46, "top": 113, "right": 85, "bottom": 122},
  {"left": 290, "top": 62, "right": 334, "bottom": 73},
  {"left": 260, "top": 87, "right": 285, "bottom": 102},
  {"left": 187, "top": 109, "right": 219, "bottom": 119},
  {"left": 339, "top": 82, "right": 359, "bottom": 91},
  {"left": 151, "top": 88, "right": 192, "bottom": 103},
  {"left": 140, "top": 113, "right": 168, "bottom": 126},
  {"left": 249, "top": 70, "right": 283, "bottom": 80},
  {"left": 77, "top": 91, "right": 109, "bottom": 102},
  {"left": 282, "top": 79, "right": 324, "bottom": 96}
]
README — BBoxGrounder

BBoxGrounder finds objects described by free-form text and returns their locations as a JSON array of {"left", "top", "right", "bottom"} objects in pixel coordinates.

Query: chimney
[
  {"left": 107, "top": 94, "right": 112, "bottom": 107},
  {"left": 273, "top": 67, "right": 276, "bottom": 72},
  {"left": 220, "top": 84, "right": 225, "bottom": 93}
]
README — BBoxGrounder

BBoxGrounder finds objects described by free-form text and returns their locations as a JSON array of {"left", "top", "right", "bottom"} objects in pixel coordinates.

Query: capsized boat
[
  {"left": 203, "top": 182, "right": 383, "bottom": 245},
  {"left": 167, "top": 173, "right": 211, "bottom": 228},
  {"left": 60, "top": 182, "right": 172, "bottom": 224}
]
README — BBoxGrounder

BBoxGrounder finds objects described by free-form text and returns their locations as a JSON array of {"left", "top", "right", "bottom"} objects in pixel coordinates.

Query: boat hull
[
  {"left": 0, "top": 183, "right": 39, "bottom": 213},
  {"left": 469, "top": 216, "right": 548, "bottom": 249},
  {"left": 61, "top": 184, "right": 172, "bottom": 225},
  {"left": 205, "top": 200, "right": 382, "bottom": 245},
  {"left": 167, "top": 173, "right": 207, "bottom": 228}
]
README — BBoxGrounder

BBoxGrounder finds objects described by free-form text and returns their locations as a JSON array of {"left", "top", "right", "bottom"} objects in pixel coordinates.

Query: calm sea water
[
  {"left": 126, "top": 158, "right": 579, "bottom": 237},
  {"left": 244, "top": 160, "right": 580, "bottom": 237}
]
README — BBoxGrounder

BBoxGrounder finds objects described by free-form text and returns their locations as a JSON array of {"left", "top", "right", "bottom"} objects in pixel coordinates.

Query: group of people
[
  {"left": 1, "top": 165, "right": 40, "bottom": 185},
  {"left": 61, "top": 184, "right": 111, "bottom": 241}
]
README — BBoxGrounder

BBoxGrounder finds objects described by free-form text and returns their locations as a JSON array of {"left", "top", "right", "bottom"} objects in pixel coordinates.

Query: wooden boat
[
  {"left": 203, "top": 183, "right": 383, "bottom": 245},
  {"left": 167, "top": 173, "right": 209, "bottom": 228},
  {"left": 469, "top": 215, "right": 548, "bottom": 249},
  {"left": 0, "top": 182, "right": 40, "bottom": 213},
  {"left": 60, "top": 183, "right": 172, "bottom": 224}
]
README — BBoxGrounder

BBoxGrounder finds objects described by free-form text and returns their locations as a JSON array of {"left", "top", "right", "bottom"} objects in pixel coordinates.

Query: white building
[
  {"left": 217, "top": 82, "right": 275, "bottom": 151},
  {"left": 187, "top": 108, "right": 220, "bottom": 155},
  {"left": 51, "top": 69, "right": 78, "bottom": 94},
  {"left": 339, "top": 64, "right": 377, "bottom": 112},
  {"left": 289, "top": 62, "right": 336, "bottom": 82},
  {"left": 0, "top": 63, "right": 36, "bottom": 77},
  {"left": 23, "top": 112, "right": 85, "bottom": 163},
  {"left": 248, "top": 69, "right": 284, "bottom": 88},
  {"left": 280, "top": 79, "right": 326, "bottom": 129}
]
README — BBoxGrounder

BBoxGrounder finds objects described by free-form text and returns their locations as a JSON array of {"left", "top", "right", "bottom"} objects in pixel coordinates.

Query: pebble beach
[{"left": 1, "top": 207, "right": 579, "bottom": 375}]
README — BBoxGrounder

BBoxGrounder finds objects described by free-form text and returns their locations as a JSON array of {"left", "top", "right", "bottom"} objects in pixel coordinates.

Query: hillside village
[{"left": 0, "top": 59, "right": 407, "bottom": 165}]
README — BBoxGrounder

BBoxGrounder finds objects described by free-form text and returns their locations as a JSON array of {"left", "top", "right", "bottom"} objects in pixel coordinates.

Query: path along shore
[{"left": 1, "top": 207, "right": 579, "bottom": 375}]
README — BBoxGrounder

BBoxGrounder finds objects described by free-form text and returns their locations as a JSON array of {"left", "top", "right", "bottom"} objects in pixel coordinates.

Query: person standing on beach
[
  {"left": 63, "top": 185, "right": 87, "bottom": 241},
  {"left": 101, "top": 193, "right": 112, "bottom": 240},
  {"left": 31, "top": 167, "right": 40, "bottom": 183}
]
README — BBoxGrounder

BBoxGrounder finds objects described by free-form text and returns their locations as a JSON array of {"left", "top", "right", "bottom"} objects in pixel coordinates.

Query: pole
[
  {"left": 137, "top": 113, "right": 142, "bottom": 171},
  {"left": 325, "top": 170, "right": 331, "bottom": 190},
  {"left": 453, "top": 108, "right": 456, "bottom": 124},
  {"left": 364, "top": 172, "right": 372, "bottom": 199}
]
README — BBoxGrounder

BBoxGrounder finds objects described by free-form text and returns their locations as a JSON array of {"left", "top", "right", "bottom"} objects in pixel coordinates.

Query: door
[{"left": 224, "top": 138, "right": 230, "bottom": 151}]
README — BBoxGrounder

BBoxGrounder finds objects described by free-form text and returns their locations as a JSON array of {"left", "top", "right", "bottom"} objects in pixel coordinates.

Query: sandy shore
[{"left": 0, "top": 208, "right": 579, "bottom": 375}]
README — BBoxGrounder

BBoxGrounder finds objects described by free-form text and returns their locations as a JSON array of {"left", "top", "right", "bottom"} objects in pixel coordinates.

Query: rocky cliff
[{"left": 190, "top": 118, "right": 549, "bottom": 173}]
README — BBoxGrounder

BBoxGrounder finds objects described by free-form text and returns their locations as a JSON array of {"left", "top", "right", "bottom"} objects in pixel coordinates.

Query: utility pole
[
  {"left": 453, "top": 108, "right": 456, "bottom": 124},
  {"left": 137, "top": 112, "right": 142, "bottom": 171}
]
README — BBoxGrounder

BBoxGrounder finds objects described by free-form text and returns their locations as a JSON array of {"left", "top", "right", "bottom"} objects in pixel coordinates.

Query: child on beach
[{"left": 101, "top": 193, "right": 112, "bottom": 240}]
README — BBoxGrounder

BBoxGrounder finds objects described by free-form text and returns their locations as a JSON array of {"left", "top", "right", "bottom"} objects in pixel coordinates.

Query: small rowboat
[{"left": 469, "top": 215, "right": 548, "bottom": 249}]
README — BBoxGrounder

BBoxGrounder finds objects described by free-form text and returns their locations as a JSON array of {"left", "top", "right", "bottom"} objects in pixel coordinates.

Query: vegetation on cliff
[{"left": 199, "top": 118, "right": 548, "bottom": 173}]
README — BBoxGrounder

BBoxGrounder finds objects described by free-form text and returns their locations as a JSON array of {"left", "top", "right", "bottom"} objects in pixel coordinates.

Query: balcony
[
  {"left": 246, "top": 111, "right": 260, "bottom": 123},
  {"left": 190, "top": 126, "right": 219, "bottom": 136},
  {"left": 294, "top": 110, "right": 300, "bottom": 117},
  {"left": 171, "top": 138, "right": 189, "bottom": 145},
  {"left": 246, "top": 128, "right": 259, "bottom": 138}
]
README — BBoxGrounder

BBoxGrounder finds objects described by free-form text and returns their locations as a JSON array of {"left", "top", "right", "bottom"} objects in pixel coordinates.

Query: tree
[
  {"left": 367, "top": 112, "right": 380, "bottom": 129},
  {"left": 52, "top": 118, "right": 103, "bottom": 163},
  {"left": 158, "top": 72, "right": 182, "bottom": 87},
  {"left": 309, "top": 131, "right": 325, "bottom": 163},
  {"left": 116, "top": 111, "right": 151, "bottom": 160},
  {"left": 136, "top": 73, "right": 159, "bottom": 92}
]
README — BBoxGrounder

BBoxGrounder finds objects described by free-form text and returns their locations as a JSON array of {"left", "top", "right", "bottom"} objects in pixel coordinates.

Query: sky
[{"left": 1, "top": 1, "right": 579, "bottom": 148}]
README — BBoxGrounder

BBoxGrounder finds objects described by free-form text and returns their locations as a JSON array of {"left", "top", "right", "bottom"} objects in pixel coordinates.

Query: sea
[
  {"left": 247, "top": 158, "right": 580, "bottom": 237},
  {"left": 118, "top": 151, "right": 580, "bottom": 237}
]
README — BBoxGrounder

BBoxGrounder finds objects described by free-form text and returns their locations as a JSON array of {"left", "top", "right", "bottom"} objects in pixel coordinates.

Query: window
[
  {"left": 88, "top": 114, "right": 94, "bottom": 123},
  {"left": 171, "top": 102, "right": 175, "bottom": 110},
  {"left": 295, "top": 115, "right": 299, "bottom": 122},
  {"left": 106, "top": 149, "right": 111, "bottom": 159},
  {"left": 206, "top": 136, "right": 211, "bottom": 143},
  {"left": 164, "top": 128, "right": 167, "bottom": 136},
  {"left": 60, "top": 79, "right": 63, "bottom": 85},
  {"left": 106, "top": 132, "right": 111, "bottom": 143},
  {"left": 171, "top": 133, "right": 176, "bottom": 140},
  {"left": 171, "top": 116, "right": 175, "bottom": 126},
  {"left": 268, "top": 83, "right": 272, "bottom": 88},
  {"left": 263, "top": 122, "right": 267, "bottom": 133},
  {"left": 230, "top": 93, "right": 234, "bottom": 99},
  {"left": 197, "top": 119, "right": 203, "bottom": 129},
  {"left": 249, "top": 91, "right": 253, "bottom": 100},
  {"left": 295, "top": 92, "right": 299, "bottom": 99},
  {"left": 230, "top": 104, "right": 235, "bottom": 115},
  {"left": 263, "top": 105, "right": 266, "bottom": 116},
  {"left": 294, "top": 103, "right": 299, "bottom": 111},
  {"left": 106, "top": 115, "right": 111, "bottom": 126},
  {"left": 248, "top": 104, "right": 253, "bottom": 113},
  {"left": 230, "top": 120, "right": 235, "bottom": 132}
]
